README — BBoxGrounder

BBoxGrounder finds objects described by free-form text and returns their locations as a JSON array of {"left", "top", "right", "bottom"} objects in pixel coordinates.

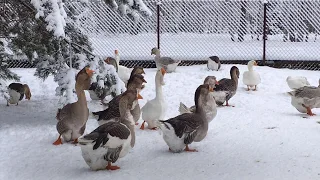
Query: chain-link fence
[{"left": 1, "top": 0, "right": 320, "bottom": 70}]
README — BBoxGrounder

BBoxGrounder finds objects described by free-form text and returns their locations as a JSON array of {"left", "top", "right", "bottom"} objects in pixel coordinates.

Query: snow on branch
[
  {"left": 54, "top": 68, "right": 78, "bottom": 108},
  {"left": 31, "top": 0, "right": 67, "bottom": 37}
]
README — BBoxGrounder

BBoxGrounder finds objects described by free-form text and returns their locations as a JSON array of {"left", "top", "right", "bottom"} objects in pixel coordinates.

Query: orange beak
[
  {"left": 85, "top": 68, "right": 94, "bottom": 77},
  {"left": 215, "top": 81, "right": 219, "bottom": 85},
  {"left": 161, "top": 68, "right": 166, "bottom": 75},
  {"left": 137, "top": 94, "right": 143, "bottom": 99},
  {"left": 254, "top": 61, "right": 258, "bottom": 66},
  {"left": 209, "top": 87, "right": 214, "bottom": 92}
]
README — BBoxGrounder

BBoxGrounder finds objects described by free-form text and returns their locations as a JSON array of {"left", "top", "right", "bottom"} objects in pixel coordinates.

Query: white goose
[
  {"left": 286, "top": 76, "right": 310, "bottom": 90},
  {"left": 114, "top": 50, "right": 132, "bottom": 85},
  {"left": 243, "top": 60, "right": 261, "bottom": 91},
  {"left": 140, "top": 68, "right": 167, "bottom": 130}
]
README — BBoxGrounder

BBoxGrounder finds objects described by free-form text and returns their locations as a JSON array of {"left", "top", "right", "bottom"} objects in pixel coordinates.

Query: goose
[
  {"left": 140, "top": 68, "right": 167, "bottom": 130},
  {"left": 5, "top": 83, "right": 31, "bottom": 106},
  {"left": 288, "top": 79, "right": 320, "bottom": 116},
  {"left": 78, "top": 90, "right": 142, "bottom": 171},
  {"left": 179, "top": 76, "right": 218, "bottom": 123},
  {"left": 93, "top": 74, "right": 146, "bottom": 125},
  {"left": 114, "top": 50, "right": 132, "bottom": 85},
  {"left": 286, "top": 76, "right": 310, "bottom": 90},
  {"left": 151, "top": 47, "right": 181, "bottom": 73},
  {"left": 53, "top": 67, "right": 94, "bottom": 145},
  {"left": 212, "top": 66, "right": 240, "bottom": 107},
  {"left": 243, "top": 60, "right": 261, "bottom": 91},
  {"left": 156, "top": 84, "right": 213, "bottom": 153},
  {"left": 207, "top": 56, "right": 221, "bottom": 71}
]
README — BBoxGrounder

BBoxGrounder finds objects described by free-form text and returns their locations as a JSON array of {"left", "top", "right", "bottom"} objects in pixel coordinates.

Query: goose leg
[
  {"left": 140, "top": 121, "right": 146, "bottom": 130},
  {"left": 225, "top": 101, "right": 235, "bottom": 107},
  {"left": 246, "top": 86, "right": 250, "bottom": 91},
  {"left": 185, "top": 145, "right": 197, "bottom": 152},
  {"left": 6, "top": 101, "right": 9, "bottom": 106},
  {"left": 253, "top": 85, "right": 257, "bottom": 91},
  {"left": 16, "top": 102, "right": 18, "bottom": 106},
  {"left": 302, "top": 104, "right": 316, "bottom": 116},
  {"left": 106, "top": 162, "right": 120, "bottom": 170},
  {"left": 53, "top": 135, "right": 63, "bottom": 145},
  {"left": 306, "top": 107, "right": 316, "bottom": 116},
  {"left": 72, "top": 138, "right": 78, "bottom": 144}
]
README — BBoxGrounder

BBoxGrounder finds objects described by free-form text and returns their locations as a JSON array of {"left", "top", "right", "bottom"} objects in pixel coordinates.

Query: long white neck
[
  {"left": 155, "top": 50, "right": 161, "bottom": 61},
  {"left": 155, "top": 74, "right": 163, "bottom": 100},
  {"left": 247, "top": 64, "right": 254, "bottom": 71},
  {"left": 115, "top": 54, "right": 120, "bottom": 66}
]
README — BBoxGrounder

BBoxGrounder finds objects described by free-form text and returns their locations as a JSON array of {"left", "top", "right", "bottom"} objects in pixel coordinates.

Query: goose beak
[
  {"left": 254, "top": 61, "right": 258, "bottom": 66},
  {"left": 137, "top": 94, "right": 143, "bottom": 99},
  {"left": 85, "top": 68, "right": 95, "bottom": 77},
  {"left": 161, "top": 68, "right": 166, "bottom": 75},
  {"left": 209, "top": 87, "right": 214, "bottom": 92},
  {"left": 215, "top": 81, "right": 219, "bottom": 85},
  {"left": 143, "top": 78, "right": 147, "bottom": 83}
]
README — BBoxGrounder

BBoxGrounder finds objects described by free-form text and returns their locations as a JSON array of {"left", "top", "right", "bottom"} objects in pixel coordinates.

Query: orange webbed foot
[
  {"left": 53, "top": 135, "right": 62, "bottom": 145},
  {"left": 106, "top": 162, "right": 120, "bottom": 170},
  {"left": 307, "top": 107, "right": 316, "bottom": 116},
  {"left": 72, "top": 138, "right": 78, "bottom": 145},
  {"left": 185, "top": 145, "right": 197, "bottom": 152}
]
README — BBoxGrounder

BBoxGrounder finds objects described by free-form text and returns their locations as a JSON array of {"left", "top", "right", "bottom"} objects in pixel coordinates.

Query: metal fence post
[
  {"left": 262, "top": 1, "right": 268, "bottom": 66},
  {"left": 157, "top": 1, "right": 161, "bottom": 49}
]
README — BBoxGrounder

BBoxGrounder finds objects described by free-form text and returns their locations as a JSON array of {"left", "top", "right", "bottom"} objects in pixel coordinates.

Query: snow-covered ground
[{"left": 0, "top": 65, "right": 320, "bottom": 180}]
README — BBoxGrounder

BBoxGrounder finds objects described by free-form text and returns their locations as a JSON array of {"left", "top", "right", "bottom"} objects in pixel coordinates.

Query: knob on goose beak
[{"left": 161, "top": 68, "right": 166, "bottom": 75}]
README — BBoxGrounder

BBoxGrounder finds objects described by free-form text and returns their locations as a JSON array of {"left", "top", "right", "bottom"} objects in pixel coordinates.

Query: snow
[
  {"left": 31, "top": 0, "right": 67, "bottom": 37},
  {"left": 1, "top": 65, "right": 320, "bottom": 180}
]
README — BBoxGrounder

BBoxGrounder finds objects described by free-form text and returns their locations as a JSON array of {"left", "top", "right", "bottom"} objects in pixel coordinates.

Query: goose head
[
  {"left": 130, "top": 66, "right": 145, "bottom": 77},
  {"left": 194, "top": 84, "right": 214, "bottom": 112},
  {"left": 203, "top": 76, "right": 219, "bottom": 89},
  {"left": 127, "top": 74, "right": 147, "bottom": 91},
  {"left": 151, "top": 47, "right": 160, "bottom": 55},
  {"left": 104, "top": 57, "right": 118, "bottom": 72},
  {"left": 247, "top": 60, "right": 258, "bottom": 70},
  {"left": 76, "top": 66, "right": 94, "bottom": 90}
]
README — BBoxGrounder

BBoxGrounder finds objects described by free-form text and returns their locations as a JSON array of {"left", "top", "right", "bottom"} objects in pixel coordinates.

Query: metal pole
[
  {"left": 157, "top": 1, "right": 161, "bottom": 49},
  {"left": 262, "top": 2, "right": 267, "bottom": 66}
]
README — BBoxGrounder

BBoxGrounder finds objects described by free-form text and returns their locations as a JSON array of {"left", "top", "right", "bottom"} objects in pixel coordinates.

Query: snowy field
[
  {"left": 1, "top": 65, "right": 320, "bottom": 180},
  {"left": 90, "top": 33, "right": 320, "bottom": 61}
]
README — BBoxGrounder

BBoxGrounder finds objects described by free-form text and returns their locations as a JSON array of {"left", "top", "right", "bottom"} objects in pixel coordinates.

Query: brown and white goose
[
  {"left": 212, "top": 66, "right": 240, "bottom": 107},
  {"left": 53, "top": 67, "right": 94, "bottom": 145},
  {"left": 179, "top": 76, "right": 219, "bottom": 123},
  {"left": 156, "top": 84, "right": 213, "bottom": 153},
  {"left": 78, "top": 90, "right": 142, "bottom": 171},
  {"left": 93, "top": 74, "right": 146, "bottom": 125},
  {"left": 6, "top": 83, "right": 31, "bottom": 106}
]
